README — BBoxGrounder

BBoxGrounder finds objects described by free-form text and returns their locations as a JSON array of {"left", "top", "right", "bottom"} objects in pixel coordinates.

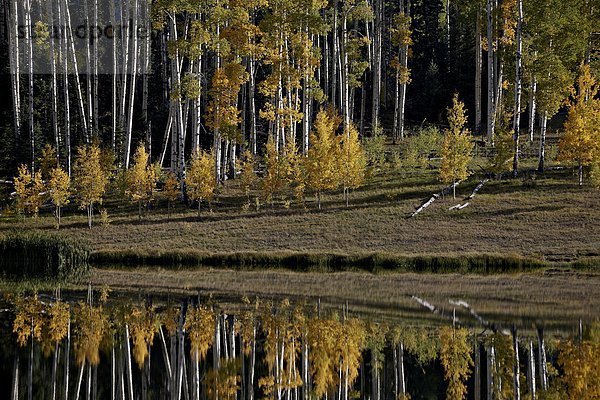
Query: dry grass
[{"left": 2, "top": 163, "right": 600, "bottom": 264}]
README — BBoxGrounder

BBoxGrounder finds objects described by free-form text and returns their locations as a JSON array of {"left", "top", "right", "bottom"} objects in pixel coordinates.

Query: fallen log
[
  {"left": 410, "top": 181, "right": 460, "bottom": 218},
  {"left": 467, "top": 179, "right": 488, "bottom": 199},
  {"left": 449, "top": 202, "right": 470, "bottom": 211}
]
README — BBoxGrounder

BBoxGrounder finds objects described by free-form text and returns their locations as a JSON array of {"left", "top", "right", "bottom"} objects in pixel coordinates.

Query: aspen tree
[
  {"left": 261, "top": 136, "right": 287, "bottom": 206},
  {"left": 558, "top": 65, "right": 600, "bottom": 186},
  {"left": 126, "top": 143, "right": 158, "bottom": 219},
  {"left": 439, "top": 326, "right": 473, "bottom": 400},
  {"left": 339, "top": 124, "right": 366, "bottom": 206},
  {"left": 239, "top": 150, "right": 258, "bottom": 204},
  {"left": 127, "top": 306, "right": 158, "bottom": 369},
  {"left": 440, "top": 95, "right": 473, "bottom": 199},
  {"left": 73, "top": 145, "right": 108, "bottom": 229},
  {"left": 163, "top": 171, "right": 180, "bottom": 217},
  {"left": 305, "top": 109, "right": 341, "bottom": 209},
  {"left": 13, "top": 164, "right": 44, "bottom": 218},
  {"left": 48, "top": 166, "right": 70, "bottom": 228},
  {"left": 186, "top": 150, "right": 217, "bottom": 215}
]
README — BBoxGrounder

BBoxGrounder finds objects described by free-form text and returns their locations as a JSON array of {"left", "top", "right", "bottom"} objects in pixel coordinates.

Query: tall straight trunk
[
  {"left": 446, "top": 0, "right": 450, "bottom": 65},
  {"left": 124, "top": 325, "right": 134, "bottom": 400},
  {"left": 143, "top": 0, "right": 151, "bottom": 156},
  {"left": 111, "top": 0, "right": 117, "bottom": 151},
  {"left": 119, "top": 0, "right": 130, "bottom": 148},
  {"left": 92, "top": 0, "right": 98, "bottom": 137},
  {"left": 58, "top": 0, "right": 71, "bottom": 174},
  {"left": 342, "top": 10, "right": 350, "bottom": 129},
  {"left": 75, "top": 362, "right": 85, "bottom": 400},
  {"left": 193, "top": 53, "right": 202, "bottom": 154},
  {"left": 9, "top": 0, "right": 21, "bottom": 138},
  {"left": 125, "top": 0, "right": 139, "bottom": 169},
  {"left": 487, "top": 345, "right": 495, "bottom": 400},
  {"left": 475, "top": 5, "right": 482, "bottom": 135},
  {"left": 248, "top": 325, "right": 256, "bottom": 400},
  {"left": 474, "top": 341, "right": 481, "bottom": 400},
  {"left": 64, "top": 0, "right": 89, "bottom": 142},
  {"left": 64, "top": 321, "right": 70, "bottom": 400},
  {"left": 83, "top": 0, "right": 93, "bottom": 141},
  {"left": 486, "top": 0, "right": 495, "bottom": 142},
  {"left": 537, "top": 328, "right": 547, "bottom": 391},
  {"left": 512, "top": 327, "right": 521, "bottom": 400},
  {"left": 249, "top": 54, "right": 257, "bottom": 155},
  {"left": 12, "top": 348, "right": 19, "bottom": 400},
  {"left": 512, "top": 0, "right": 523, "bottom": 178},
  {"left": 398, "top": 343, "right": 406, "bottom": 397},
  {"left": 527, "top": 340, "right": 536, "bottom": 400},
  {"left": 528, "top": 75, "right": 537, "bottom": 142},
  {"left": 52, "top": 343, "right": 60, "bottom": 400},
  {"left": 331, "top": 0, "right": 338, "bottom": 108},
  {"left": 537, "top": 112, "right": 547, "bottom": 173},
  {"left": 371, "top": 0, "right": 382, "bottom": 131},
  {"left": 24, "top": 0, "right": 34, "bottom": 170},
  {"left": 47, "top": 0, "right": 60, "bottom": 159}
]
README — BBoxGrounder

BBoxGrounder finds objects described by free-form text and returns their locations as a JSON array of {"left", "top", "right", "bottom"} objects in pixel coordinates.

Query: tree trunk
[
  {"left": 125, "top": 0, "right": 139, "bottom": 169},
  {"left": 475, "top": 5, "right": 482, "bottom": 135},
  {"left": 9, "top": 0, "right": 21, "bottom": 139},
  {"left": 125, "top": 325, "right": 134, "bottom": 400},
  {"left": 474, "top": 341, "right": 481, "bottom": 400},
  {"left": 527, "top": 340, "right": 536, "bottom": 400},
  {"left": 512, "top": 326, "right": 521, "bottom": 400},
  {"left": 12, "top": 348, "right": 19, "bottom": 400},
  {"left": 528, "top": 75, "right": 537, "bottom": 142},
  {"left": 486, "top": 0, "right": 495, "bottom": 142},
  {"left": 537, "top": 328, "right": 547, "bottom": 391},
  {"left": 512, "top": 0, "right": 523, "bottom": 178},
  {"left": 537, "top": 112, "right": 547, "bottom": 173},
  {"left": 64, "top": 320, "right": 70, "bottom": 400},
  {"left": 24, "top": 0, "right": 34, "bottom": 170}
]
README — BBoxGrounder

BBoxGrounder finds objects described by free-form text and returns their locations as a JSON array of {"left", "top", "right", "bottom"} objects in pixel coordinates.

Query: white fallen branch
[
  {"left": 411, "top": 295, "right": 461, "bottom": 324},
  {"left": 410, "top": 181, "right": 460, "bottom": 218},
  {"left": 449, "top": 202, "right": 470, "bottom": 211},
  {"left": 0, "top": 180, "right": 13, "bottom": 185},
  {"left": 449, "top": 299, "right": 489, "bottom": 326},
  {"left": 467, "top": 179, "right": 488, "bottom": 200}
]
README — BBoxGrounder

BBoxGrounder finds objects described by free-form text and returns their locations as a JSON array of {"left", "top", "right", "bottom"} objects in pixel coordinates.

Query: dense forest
[{"left": 0, "top": 0, "right": 599, "bottom": 217}]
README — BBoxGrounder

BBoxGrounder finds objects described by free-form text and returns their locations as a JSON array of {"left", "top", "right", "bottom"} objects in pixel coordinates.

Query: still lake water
[{"left": 1, "top": 284, "right": 598, "bottom": 400}]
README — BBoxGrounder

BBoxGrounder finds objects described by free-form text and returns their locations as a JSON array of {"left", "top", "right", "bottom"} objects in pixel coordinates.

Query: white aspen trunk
[
  {"left": 249, "top": 54, "right": 257, "bottom": 155},
  {"left": 119, "top": 0, "right": 130, "bottom": 146},
  {"left": 75, "top": 362, "right": 85, "bottom": 400},
  {"left": 446, "top": 0, "right": 450, "bottom": 64},
  {"left": 24, "top": 0, "right": 34, "bottom": 169},
  {"left": 537, "top": 112, "right": 547, "bottom": 173},
  {"left": 399, "top": 343, "right": 406, "bottom": 397},
  {"left": 111, "top": 344, "right": 115, "bottom": 400},
  {"left": 92, "top": 0, "right": 98, "bottom": 136},
  {"left": 111, "top": 0, "right": 117, "bottom": 151},
  {"left": 63, "top": 0, "right": 89, "bottom": 142},
  {"left": 528, "top": 75, "right": 537, "bottom": 142},
  {"left": 527, "top": 340, "right": 536, "bottom": 400},
  {"left": 193, "top": 52, "right": 202, "bottom": 154},
  {"left": 47, "top": 0, "right": 60, "bottom": 159},
  {"left": 512, "top": 0, "right": 523, "bottom": 178},
  {"left": 512, "top": 327, "right": 521, "bottom": 400},
  {"left": 64, "top": 320, "right": 70, "bottom": 400},
  {"left": 487, "top": 345, "right": 495, "bottom": 400},
  {"left": 125, "top": 0, "right": 139, "bottom": 169},
  {"left": 399, "top": 1, "right": 410, "bottom": 142},
  {"left": 537, "top": 328, "right": 547, "bottom": 391},
  {"left": 83, "top": 0, "right": 93, "bottom": 141},
  {"left": 52, "top": 343, "right": 59, "bottom": 400},
  {"left": 248, "top": 325, "right": 256, "bottom": 400},
  {"left": 9, "top": 0, "right": 21, "bottom": 138},
  {"left": 12, "top": 348, "right": 19, "bottom": 400},
  {"left": 475, "top": 5, "right": 482, "bottom": 135},
  {"left": 331, "top": 0, "right": 338, "bottom": 108},
  {"left": 124, "top": 325, "right": 134, "bottom": 400},
  {"left": 342, "top": 10, "right": 350, "bottom": 129},
  {"left": 474, "top": 341, "right": 481, "bottom": 400},
  {"left": 143, "top": 0, "right": 151, "bottom": 155},
  {"left": 159, "top": 326, "right": 173, "bottom": 380},
  {"left": 372, "top": 0, "right": 382, "bottom": 131},
  {"left": 486, "top": 0, "right": 495, "bottom": 142}
]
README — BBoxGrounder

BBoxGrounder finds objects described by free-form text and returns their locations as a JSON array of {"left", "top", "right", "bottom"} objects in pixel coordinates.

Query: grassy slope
[{"left": 1, "top": 161, "right": 600, "bottom": 265}]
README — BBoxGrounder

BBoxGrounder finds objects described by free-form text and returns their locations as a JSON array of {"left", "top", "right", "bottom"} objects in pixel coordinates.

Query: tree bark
[
  {"left": 486, "top": 0, "right": 495, "bottom": 142},
  {"left": 512, "top": 0, "right": 523, "bottom": 178},
  {"left": 537, "top": 112, "right": 547, "bottom": 173},
  {"left": 475, "top": 5, "right": 482, "bottom": 135}
]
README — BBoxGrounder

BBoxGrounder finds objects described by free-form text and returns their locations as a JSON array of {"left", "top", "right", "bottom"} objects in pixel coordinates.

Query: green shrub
[
  {"left": 0, "top": 231, "right": 90, "bottom": 281},
  {"left": 400, "top": 126, "right": 442, "bottom": 168}
]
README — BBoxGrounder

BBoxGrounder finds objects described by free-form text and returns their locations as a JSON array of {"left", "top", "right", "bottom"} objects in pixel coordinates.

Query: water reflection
[{"left": 1, "top": 290, "right": 598, "bottom": 400}]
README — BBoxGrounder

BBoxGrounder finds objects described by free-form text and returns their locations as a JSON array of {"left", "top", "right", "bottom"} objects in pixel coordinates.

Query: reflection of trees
[{"left": 6, "top": 294, "right": 599, "bottom": 400}]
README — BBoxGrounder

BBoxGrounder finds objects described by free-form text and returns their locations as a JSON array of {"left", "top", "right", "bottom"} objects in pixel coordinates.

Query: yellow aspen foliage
[
  {"left": 72, "top": 301, "right": 109, "bottom": 366},
  {"left": 48, "top": 166, "right": 70, "bottom": 228},
  {"left": 184, "top": 304, "right": 215, "bottom": 362},
  {"left": 41, "top": 299, "right": 70, "bottom": 356},
  {"left": 338, "top": 318, "right": 367, "bottom": 388},
  {"left": 486, "top": 332, "right": 516, "bottom": 400},
  {"left": 236, "top": 297, "right": 259, "bottom": 356},
  {"left": 163, "top": 171, "right": 180, "bottom": 216},
  {"left": 283, "top": 136, "right": 305, "bottom": 206},
  {"left": 161, "top": 305, "right": 181, "bottom": 338},
  {"left": 14, "top": 164, "right": 45, "bottom": 217},
  {"left": 305, "top": 109, "right": 342, "bottom": 209},
  {"left": 558, "top": 64, "right": 600, "bottom": 186},
  {"left": 438, "top": 326, "right": 473, "bottom": 400},
  {"left": 239, "top": 150, "right": 258, "bottom": 203},
  {"left": 206, "top": 63, "right": 249, "bottom": 139},
  {"left": 12, "top": 294, "right": 44, "bottom": 347},
  {"left": 339, "top": 124, "right": 367, "bottom": 206},
  {"left": 73, "top": 144, "right": 108, "bottom": 229},
  {"left": 308, "top": 316, "right": 342, "bottom": 398},
  {"left": 557, "top": 338, "right": 600, "bottom": 399},
  {"left": 207, "top": 358, "right": 242, "bottom": 400},
  {"left": 439, "top": 95, "right": 473, "bottom": 199},
  {"left": 38, "top": 144, "right": 58, "bottom": 180},
  {"left": 126, "top": 143, "right": 157, "bottom": 219},
  {"left": 126, "top": 306, "right": 158, "bottom": 369},
  {"left": 186, "top": 150, "right": 216, "bottom": 215},
  {"left": 391, "top": 326, "right": 439, "bottom": 365},
  {"left": 261, "top": 136, "right": 287, "bottom": 206}
]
